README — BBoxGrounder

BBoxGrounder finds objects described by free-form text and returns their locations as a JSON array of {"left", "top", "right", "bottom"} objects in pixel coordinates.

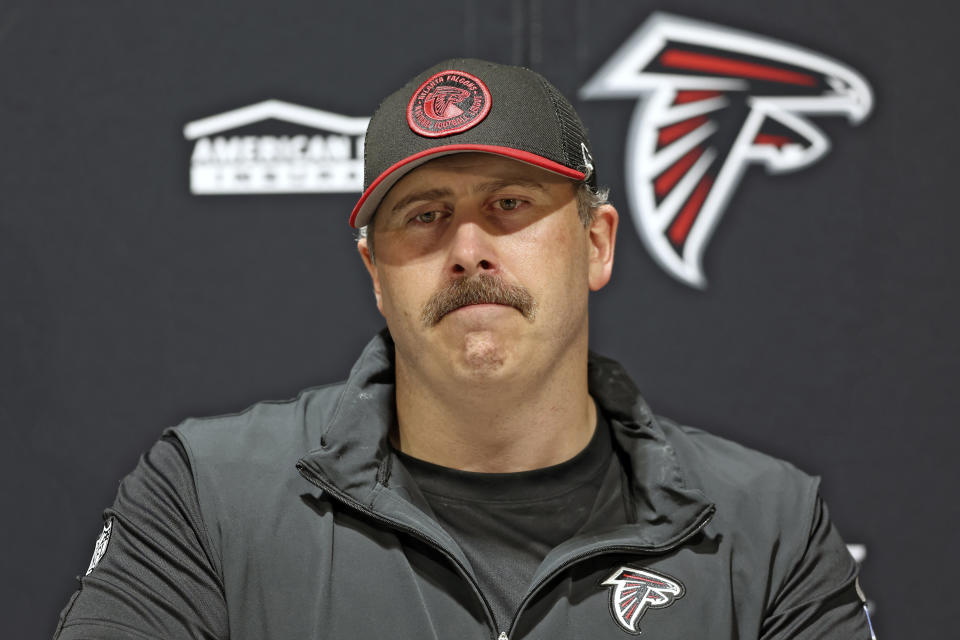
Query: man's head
[{"left": 352, "top": 59, "right": 617, "bottom": 385}]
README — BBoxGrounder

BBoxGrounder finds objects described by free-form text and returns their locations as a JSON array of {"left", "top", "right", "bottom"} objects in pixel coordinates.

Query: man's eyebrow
[
  {"left": 390, "top": 188, "right": 455, "bottom": 214},
  {"left": 388, "top": 178, "right": 549, "bottom": 215},
  {"left": 473, "top": 178, "right": 548, "bottom": 194}
]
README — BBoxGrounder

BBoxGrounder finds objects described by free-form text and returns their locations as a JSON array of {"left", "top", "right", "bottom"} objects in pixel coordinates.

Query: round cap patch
[{"left": 407, "top": 70, "right": 491, "bottom": 138}]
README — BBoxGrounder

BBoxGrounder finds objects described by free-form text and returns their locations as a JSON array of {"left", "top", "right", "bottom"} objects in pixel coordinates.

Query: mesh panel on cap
[{"left": 539, "top": 77, "right": 595, "bottom": 186}]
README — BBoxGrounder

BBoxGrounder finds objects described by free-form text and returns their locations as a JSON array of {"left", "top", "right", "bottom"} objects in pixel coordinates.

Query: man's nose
[{"left": 446, "top": 220, "right": 499, "bottom": 277}]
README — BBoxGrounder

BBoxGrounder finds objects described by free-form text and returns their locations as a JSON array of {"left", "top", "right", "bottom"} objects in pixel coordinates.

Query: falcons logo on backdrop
[
  {"left": 602, "top": 566, "right": 684, "bottom": 634},
  {"left": 581, "top": 13, "right": 873, "bottom": 288}
]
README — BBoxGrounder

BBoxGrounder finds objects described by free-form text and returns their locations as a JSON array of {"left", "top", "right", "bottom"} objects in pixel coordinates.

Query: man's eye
[
  {"left": 415, "top": 211, "right": 440, "bottom": 224},
  {"left": 497, "top": 198, "right": 522, "bottom": 211}
]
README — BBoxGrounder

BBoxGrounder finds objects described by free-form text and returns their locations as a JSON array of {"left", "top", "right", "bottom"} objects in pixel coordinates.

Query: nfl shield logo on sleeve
[{"left": 85, "top": 517, "right": 114, "bottom": 576}]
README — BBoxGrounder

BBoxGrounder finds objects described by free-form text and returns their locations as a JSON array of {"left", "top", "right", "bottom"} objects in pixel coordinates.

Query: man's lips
[{"left": 446, "top": 302, "right": 517, "bottom": 316}]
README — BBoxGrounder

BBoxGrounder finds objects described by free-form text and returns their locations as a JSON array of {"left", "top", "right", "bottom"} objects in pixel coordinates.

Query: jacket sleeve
[
  {"left": 53, "top": 435, "right": 229, "bottom": 640},
  {"left": 759, "top": 493, "right": 876, "bottom": 640}
]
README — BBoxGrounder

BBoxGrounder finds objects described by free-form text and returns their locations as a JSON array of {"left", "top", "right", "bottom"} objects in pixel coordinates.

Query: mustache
[{"left": 420, "top": 274, "right": 537, "bottom": 327}]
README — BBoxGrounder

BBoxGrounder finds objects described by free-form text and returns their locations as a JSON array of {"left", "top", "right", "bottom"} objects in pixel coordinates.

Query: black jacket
[{"left": 56, "top": 332, "right": 873, "bottom": 639}]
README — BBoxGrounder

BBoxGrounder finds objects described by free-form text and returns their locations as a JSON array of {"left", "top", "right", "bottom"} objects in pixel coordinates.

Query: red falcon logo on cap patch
[
  {"left": 408, "top": 70, "right": 491, "bottom": 137},
  {"left": 602, "top": 566, "right": 684, "bottom": 634}
]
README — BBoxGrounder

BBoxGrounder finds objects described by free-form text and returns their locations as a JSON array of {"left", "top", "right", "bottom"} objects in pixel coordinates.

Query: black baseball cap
[{"left": 350, "top": 58, "right": 597, "bottom": 228}]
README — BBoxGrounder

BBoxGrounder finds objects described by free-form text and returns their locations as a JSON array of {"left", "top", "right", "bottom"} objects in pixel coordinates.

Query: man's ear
[
  {"left": 357, "top": 237, "right": 383, "bottom": 314},
  {"left": 587, "top": 204, "right": 618, "bottom": 292}
]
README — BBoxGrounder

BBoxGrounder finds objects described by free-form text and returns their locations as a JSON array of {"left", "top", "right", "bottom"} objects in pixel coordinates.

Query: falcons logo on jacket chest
[
  {"left": 602, "top": 566, "right": 685, "bottom": 634},
  {"left": 581, "top": 13, "right": 873, "bottom": 288}
]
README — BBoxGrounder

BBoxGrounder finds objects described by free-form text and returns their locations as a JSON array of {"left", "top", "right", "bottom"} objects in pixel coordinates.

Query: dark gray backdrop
[{"left": 2, "top": 1, "right": 956, "bottom": 637}]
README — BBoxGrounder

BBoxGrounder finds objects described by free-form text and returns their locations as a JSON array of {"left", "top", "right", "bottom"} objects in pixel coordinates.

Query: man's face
[{"left": 358, "top": 153, "right": 616, "bottom": 385}]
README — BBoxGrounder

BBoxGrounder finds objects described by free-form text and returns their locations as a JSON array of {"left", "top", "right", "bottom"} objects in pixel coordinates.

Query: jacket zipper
[
  {"left": 505, "top": 507, "right": 715, "bottom": 640},
  {"left": 297, "top": 462, "right": 503, "bottom": 640}
]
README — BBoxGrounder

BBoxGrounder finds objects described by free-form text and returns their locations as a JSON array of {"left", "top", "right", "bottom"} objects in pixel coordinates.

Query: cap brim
[{"left": 349, "top": 144, "right": 586, "bottom": 228}]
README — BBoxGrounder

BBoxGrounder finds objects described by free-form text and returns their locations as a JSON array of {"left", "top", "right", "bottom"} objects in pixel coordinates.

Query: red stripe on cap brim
[{"left": 349, "top": 144, "right": 586, "bottom": 228}]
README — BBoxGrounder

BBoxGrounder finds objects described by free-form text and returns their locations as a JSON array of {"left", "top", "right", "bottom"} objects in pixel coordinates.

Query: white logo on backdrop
[
  {"left": 184, "top": 100, "right": 369, "bottom": 194},
  {"left": 581, "top": 13, "right": 872, "bottom": 288}
]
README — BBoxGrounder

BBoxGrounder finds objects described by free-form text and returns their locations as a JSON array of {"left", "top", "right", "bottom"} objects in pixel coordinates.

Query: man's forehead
[
  {"left": 375, "top": 153, "right": 574, "bottom": 217},
  {"left": 408, "top": 153, "right": 571, "bottom": 182}
]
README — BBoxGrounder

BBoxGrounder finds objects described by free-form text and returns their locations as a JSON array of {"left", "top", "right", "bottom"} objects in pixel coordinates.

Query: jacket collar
[{"left": 298, "top": 330, "right": 714, "bottom": 550}]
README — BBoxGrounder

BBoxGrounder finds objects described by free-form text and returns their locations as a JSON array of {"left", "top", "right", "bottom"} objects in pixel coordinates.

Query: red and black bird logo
[
  {"left": 581, "top": 13, "right": 873, "bottom": 288},
  {"left": 423, "top": 86, "right": 471, "bottom": 120},
  {"left": 602, "top": 566, "right": 685, "bottom": 634}
]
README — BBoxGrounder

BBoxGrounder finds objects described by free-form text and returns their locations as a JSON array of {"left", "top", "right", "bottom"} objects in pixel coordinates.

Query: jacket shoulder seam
[
  {"left": 762, "top": 476, "right": 822, "bottom": 618},
  {"left": 166, "top": 430, "right": 226, "bottom": 585},
  {"left": 173, "top": 381, "right": 346, "bottom": 426}
]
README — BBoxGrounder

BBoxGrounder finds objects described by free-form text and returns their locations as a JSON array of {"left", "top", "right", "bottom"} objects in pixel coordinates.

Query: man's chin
[
  {"left": 457, "top": 330, "right": 510, "bottom": 376},
  {"left": 424, "top": 307, "right": 531, "bottom": 380}
]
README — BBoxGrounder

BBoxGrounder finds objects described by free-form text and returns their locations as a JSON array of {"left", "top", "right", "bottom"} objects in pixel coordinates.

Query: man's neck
[{"left": 391, "top": 348, "right": 597, "bottom": 473}]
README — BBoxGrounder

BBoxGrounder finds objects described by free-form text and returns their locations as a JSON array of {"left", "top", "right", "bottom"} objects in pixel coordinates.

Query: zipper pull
[{"left": 497, "top": 633, "right": 509, "bottom": 640}]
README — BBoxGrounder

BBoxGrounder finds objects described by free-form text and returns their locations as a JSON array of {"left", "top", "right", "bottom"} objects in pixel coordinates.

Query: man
[{"left": 55, "top": 59, "right": 876, "bottom": 639}]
